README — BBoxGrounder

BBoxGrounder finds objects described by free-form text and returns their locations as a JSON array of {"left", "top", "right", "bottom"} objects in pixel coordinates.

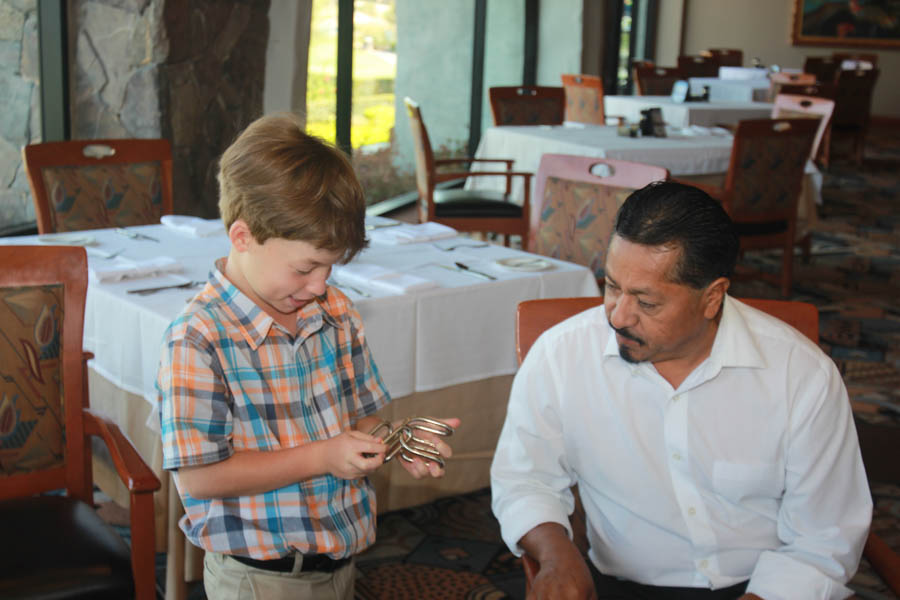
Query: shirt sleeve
[
  {"left": 745, "top": 352, "right": 872, "bottom": 600},
  {"left": 157, "top": 314, "right": 234, "bottom": 470},
  {"left": 490, "top": 336, "right": 578, "bottom": 556},
  {"left": 341, "top": 305, "right": 390, "bottom": 425}
]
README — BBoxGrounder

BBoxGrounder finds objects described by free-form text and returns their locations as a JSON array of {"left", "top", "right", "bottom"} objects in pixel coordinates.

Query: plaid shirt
[{"left": 157, "top": 259, "right": 389, "bottom": 559}]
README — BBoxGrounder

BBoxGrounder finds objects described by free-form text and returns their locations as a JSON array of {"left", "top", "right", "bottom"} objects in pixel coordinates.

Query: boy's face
[{"left": 227, "top": 220, "right": 345, "bottom": 317}]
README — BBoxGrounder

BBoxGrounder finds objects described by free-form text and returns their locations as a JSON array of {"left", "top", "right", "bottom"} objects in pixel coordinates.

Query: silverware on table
[
  {"left": 454, "top": 261, "right": 496, "bottom": 280},
  {"left": 365, "top": 221, "right": 402, "bottom": 231},
  {"left": 126, "top": 280, "right": 203, "bottom": 295},
  {"left": 328, "top": 278, "right": 371, "bottom": 298},
  {"left": 433, "top": 242, "right": 490, "bottom": 251},
  {"left": 115, "top": 227, "right": 160, "bottom": 242},
  {"left": 85, "top": 247, "right": 125, "bottom": 260}
]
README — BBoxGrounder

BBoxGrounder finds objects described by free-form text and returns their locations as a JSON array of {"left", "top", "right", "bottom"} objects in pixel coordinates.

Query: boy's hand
[
  {"left": 398, "top": 417, "right": 460, "bottom": 479},
  {"left": 322, "top": 431, "right": 387, "bottom": 479}
]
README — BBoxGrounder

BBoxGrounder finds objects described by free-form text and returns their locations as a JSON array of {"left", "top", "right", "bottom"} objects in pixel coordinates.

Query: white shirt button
[
  {"left": 673, "top": 395, "right": 681, "bottom": 403},
  {"left": 688, "top": 507, "right": 696, "bottom": 516},
  {"left": 699, "top": 559, "right": 708, "bottom": 568},
  {"left": 672, "top": 452, "right": 682, "bottom": 461}
]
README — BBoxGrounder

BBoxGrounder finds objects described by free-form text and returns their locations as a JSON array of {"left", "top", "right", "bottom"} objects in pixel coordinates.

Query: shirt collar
[{"left": 208, "top": 258, "right": 339, "bottom": 350}]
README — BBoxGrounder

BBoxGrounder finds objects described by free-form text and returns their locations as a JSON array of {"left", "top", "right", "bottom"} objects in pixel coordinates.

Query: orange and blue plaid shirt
[{"left": 157, "top": 259, "right": 389, "bottom": 559}]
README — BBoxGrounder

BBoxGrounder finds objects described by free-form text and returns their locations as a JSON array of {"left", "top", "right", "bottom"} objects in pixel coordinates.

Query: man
[{"left": 491, "top": 182, "right": 871, "bottom": 600}]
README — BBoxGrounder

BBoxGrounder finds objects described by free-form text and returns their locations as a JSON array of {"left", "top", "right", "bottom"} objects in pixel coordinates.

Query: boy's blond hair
[{"left": 218, "top": 113, "right": 367, "bottom": 262}]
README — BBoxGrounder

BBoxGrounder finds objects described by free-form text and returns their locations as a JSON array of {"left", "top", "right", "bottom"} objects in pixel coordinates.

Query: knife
[{"left": 453, "top": 261, "right": 496, "bottom": 281}]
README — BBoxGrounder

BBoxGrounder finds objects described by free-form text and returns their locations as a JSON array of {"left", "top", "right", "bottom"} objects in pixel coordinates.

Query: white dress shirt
[{"left": 491, "top": 296, "right": 871, "bottom": 599}]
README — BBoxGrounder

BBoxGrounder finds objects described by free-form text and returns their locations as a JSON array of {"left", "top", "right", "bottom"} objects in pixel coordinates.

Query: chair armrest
[
  {"left": 438, "top": 170, "right": 532, "bottom": 180},
  {"left": 435, "top": 157, "right": 514, "bottom": 169},
  {"left": 83, "top": 409, "right": 160, "bottom": 493},
  {"left": 670, "top": 177, "right": 725, "bottom": 200},
  {"left": 864, "top": 531, "right": 900, "bottom": 596}
]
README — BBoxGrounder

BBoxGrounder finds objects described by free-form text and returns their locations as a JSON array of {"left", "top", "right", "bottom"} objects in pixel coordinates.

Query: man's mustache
[{"left": 612, "top": 324, "right": 644, "bottom": 345}]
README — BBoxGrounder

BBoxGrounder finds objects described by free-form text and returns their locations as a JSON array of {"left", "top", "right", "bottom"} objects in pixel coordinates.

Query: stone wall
[
  {"left": 0, "top": 0, "right": 39, "bottom": 235},
  {"left": 69, "top": 0, "right": 269, "bottom": 217}
]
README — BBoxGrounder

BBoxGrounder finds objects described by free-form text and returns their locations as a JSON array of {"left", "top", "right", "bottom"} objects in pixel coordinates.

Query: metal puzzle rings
[{"left": 368, "top": 416, "right": 455, "bottom": 468}]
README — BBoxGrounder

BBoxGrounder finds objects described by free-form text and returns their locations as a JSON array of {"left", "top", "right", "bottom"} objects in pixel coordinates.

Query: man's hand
[
  {"left": 397, "top": 417, "right": 461, "bottom": 479},
  {"left": 320, "top": 430, "right": 386, "bottom": 479},
  {"left": 521, "top": 523, "right": 596, "bottom": 600}
]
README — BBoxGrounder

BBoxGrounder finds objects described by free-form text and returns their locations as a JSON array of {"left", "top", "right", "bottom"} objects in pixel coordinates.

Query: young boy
[{"left": 157, "top": 113, "right": 458, "bottom": 600}]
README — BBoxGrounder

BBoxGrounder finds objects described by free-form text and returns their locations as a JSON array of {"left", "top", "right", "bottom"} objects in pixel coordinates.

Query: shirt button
[
  {"left": 673, "top": 395, "right": 681, "bottom": 403},
  {"left": 699, "top": 559, "right": 708, "bottom": 568},
  {"left": 687, "top": 507, "right": 696, "bottom": 516},
  {"left": 672, "top": 452, "right": 682, "bottom": 461}
]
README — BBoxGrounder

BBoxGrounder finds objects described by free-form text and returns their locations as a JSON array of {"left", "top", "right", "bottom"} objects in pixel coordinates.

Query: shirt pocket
[{"left": 712, "top": 460, "right": 784, "bottom": 504}]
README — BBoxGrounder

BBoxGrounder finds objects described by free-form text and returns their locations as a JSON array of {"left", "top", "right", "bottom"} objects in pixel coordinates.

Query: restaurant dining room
[{"left": 1, "top": 0, "right": 899, "bottom": 599}]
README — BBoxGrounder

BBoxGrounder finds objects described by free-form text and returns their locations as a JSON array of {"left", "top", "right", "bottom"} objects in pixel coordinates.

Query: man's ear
[
  {"left": 228, "top": 219, "right": 253, "bottom": 252},
  {"left": 702, "top": 277, "right": 730, "bottom": 319}
]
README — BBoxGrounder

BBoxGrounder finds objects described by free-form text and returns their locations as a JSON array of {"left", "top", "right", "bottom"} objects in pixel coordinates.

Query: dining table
[
  {"left": 466, "top": 123, "right": 822, "bottom": 248},
  {"left": 688, "top": 75, "right": 771, "bottom": 102},
  {"left": 1, "top": 217, "right": 599, "bottom": 599},
  {"left": 604, "top": 95, "right": 773, "bottom": 129}
]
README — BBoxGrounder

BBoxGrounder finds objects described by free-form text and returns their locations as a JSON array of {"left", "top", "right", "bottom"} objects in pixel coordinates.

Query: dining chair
[
  {"left": 488, "top": 86, "right": 566, "bottom": 126},
  {"left": 560, "top": 74, "right": 624, "bottom": 126},
  {"left": 771, "top": 93, "right": 835, "bottom": 168},
  {"left": 0, "top": 245, "right": 160, "bottom": 600},
  {"left": 703, "top": 48, "right": 743, "bottom": 67},
  {"left": 22, "top": 138, "right": 174, "bottom": 234},
  {"left": 677, "top": 118, "right": 819, "bottom": 297},
  {"left": 531, "top": 154, "right": 668, "bottom": 280},
  {"left": 803, "top": 56, "right": 841, "bottom": 83},
  {"left": 677, "top": 54, "right": 720, "bottom": 78},
  {"left": 515, "top": 296, "right": 900, "bottom": 600},
  {"left": 831, "top": 68, "right": 880, "bottom": 165},
  {"left": 831, "top": 52, "right": 878, "bottom": 69},
  {"left": 404, "top": 97, "right": 532, "bottom": 249},
  {"left": 768, "top": 72, "right": 816, "bottom": 100},
  {"left": 632, "top": 64, "right": 684, "bottom": 96}
]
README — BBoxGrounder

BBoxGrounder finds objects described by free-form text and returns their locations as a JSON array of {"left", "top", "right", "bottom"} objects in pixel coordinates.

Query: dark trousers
[{"left": 588, "top": 561, "right": 749, "bottom": 600}]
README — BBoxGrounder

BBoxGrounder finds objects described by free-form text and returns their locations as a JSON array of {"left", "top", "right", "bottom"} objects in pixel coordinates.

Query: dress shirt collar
[
  {"left": 208, "top": 258, "right": 339, "bottom": 350},
  {"left": 601, "top": 295, "right": 767, "bottom": 374}
]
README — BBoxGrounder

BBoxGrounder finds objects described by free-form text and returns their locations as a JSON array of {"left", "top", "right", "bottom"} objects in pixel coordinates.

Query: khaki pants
[{"left": 203, "top": 551, "right": 355, "bottom": 600}]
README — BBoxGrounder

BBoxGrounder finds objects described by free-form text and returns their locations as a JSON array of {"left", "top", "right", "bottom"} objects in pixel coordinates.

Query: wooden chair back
[
  {"left": 704, "top": 48, "right": 743, "bottom": 67},
  {"left": 677, "top": 54, "right": 719, "bottom": 78},
  {"left": 22, "top": 138, "right": 174, "bottom": 234},
  {"left": 0, "top": 245, "right": 160, "bottom": 599},
  {"left": 771, "top": 94, "right": 835, "bottom": 165},
  {"left": 832, "top": 52, "right": 878, "bottom": 69},
  {"left": 489, "top": 86, "right": 566, "bottom": 126},
  {"left": 404, "top": 97, "right": 438, "bottom": 223},
  {"left": 803, "top": 56, "right": 840, "bottom": 83},
  {"left": 561, "top": 74, "right": 607, "bottom": 125},
  {"left": 633, "top": 65, "right": 684, "bottom": 96},
  {"left": 833, "top": 68, "right": 880, "bottom": 129},
  {"left": 531, "top": 154, "right": 667, "bottom": 279}
]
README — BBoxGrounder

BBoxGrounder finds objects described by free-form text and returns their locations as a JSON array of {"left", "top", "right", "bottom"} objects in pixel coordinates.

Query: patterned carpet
[{"left": 108, "top": 129, "right": 900, "bottom": 599}]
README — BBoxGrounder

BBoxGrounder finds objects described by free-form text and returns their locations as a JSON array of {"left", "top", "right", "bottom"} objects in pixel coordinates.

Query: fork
[
  {"left": 432, "top": 242, "right": 490, "bottom": 251},
  {"left": 127, "top": 280, "right": 204, "bottom": 295},
  {"left": 85, "top": 247, "right": 125, "bottom": 260},
  {"left": 328, "top": 279, "right": 371, "bottom": 298}
]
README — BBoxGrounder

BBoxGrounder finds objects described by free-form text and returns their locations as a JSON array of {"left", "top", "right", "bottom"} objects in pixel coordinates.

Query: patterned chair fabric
[
  {"left": 494, "top": 98, "right": 565, "bottom": 126},
  {"left": 41, "top": 162, "right": 165, "bottom": 233},
  {"left": 535, "top": 177, "right": 632, "bottom": 279},
  {"left": 564, "top": 86, "right": 602, "bottom": 125},
  {"left": 0, "top": 284, "right": 65, "bottom": 475},
  {"left": 729, "top": 131, "right": 812, "bottom": 221}
]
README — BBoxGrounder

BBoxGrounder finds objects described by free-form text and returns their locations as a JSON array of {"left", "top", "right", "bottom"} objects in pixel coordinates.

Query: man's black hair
[{"left": 613, "top": 181, "right": 739, "bottom": 288}]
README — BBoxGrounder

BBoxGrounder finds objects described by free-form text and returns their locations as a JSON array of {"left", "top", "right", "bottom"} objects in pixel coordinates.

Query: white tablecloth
[
  {"left": 466, "top": 124, "right": 735, "bottom": 205},
  {"left": 689, "top": 76, "right": 771, "bottom": 102},
  {"left": 4, "top": 222, "right": 599, "bottom": 421},
  {"left": 604, "top": 96, "right": 773, "bottom": 128}
]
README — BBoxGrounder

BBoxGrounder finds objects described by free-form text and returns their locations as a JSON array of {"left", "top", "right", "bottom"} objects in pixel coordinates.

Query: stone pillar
[
  {"left": 70, "top": 0, "right": 270, "bottom": 217},
  {"left": 0, "top": 0, "right": 40, "bottom": 235}
]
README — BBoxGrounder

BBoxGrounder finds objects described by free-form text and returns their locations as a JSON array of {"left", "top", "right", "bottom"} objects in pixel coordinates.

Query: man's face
[{"left": 603, "top": 235, "right": 714, "bottom": 365}]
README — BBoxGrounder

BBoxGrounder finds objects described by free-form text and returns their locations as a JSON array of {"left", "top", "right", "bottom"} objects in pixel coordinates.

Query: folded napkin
[
  {"left": 331, "top": 263, "right": 437, "bottom": 294},
  {"left": 672, "top": 125, "right": 732, "bottom": 137},
  {"left": 90, "top": 256, "right": 183, "bottom": 283},
  {"left": 368, "top": 222, "right": 457, "bottom": 245},
  {"left": 160, "top": 215, "right": 225, "bottom": 237}
]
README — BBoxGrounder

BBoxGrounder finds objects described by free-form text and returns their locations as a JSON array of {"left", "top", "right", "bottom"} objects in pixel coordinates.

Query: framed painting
[{"left": 791, "top": 0, "right": 900, "bottom": 48}]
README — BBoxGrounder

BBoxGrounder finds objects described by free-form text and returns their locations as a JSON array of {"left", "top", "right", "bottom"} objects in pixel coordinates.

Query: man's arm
[
  {"left": 744, "top": 358, "right": 872, "bottom": 599},
  {"left": 519, "top": 523, "right": 596, "bottom": 600}
]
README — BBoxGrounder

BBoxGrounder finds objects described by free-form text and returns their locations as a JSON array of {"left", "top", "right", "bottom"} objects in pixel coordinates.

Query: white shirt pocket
[{"left": 712, "top": 460, "right": 784, "bottom": 504}]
